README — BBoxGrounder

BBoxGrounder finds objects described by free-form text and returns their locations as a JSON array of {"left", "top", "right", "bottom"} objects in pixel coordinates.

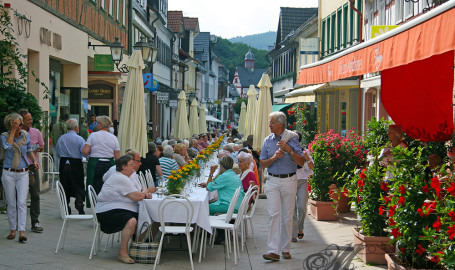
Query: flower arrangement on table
[
  {"left": 167, "top": 134, "right": 225, "bottom": 194},
  {"left": 308, "top": 129, "right": 366, "bottom": 201}
]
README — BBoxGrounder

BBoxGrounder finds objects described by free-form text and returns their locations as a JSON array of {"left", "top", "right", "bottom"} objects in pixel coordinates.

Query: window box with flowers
[{"left": 308, "top": 129, "right": 366, "bottom": 220}]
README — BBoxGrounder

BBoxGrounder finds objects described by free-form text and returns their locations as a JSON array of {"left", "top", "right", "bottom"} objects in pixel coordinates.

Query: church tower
[{"left": 244, "top": 49, "right": 255, "bottom": 71}]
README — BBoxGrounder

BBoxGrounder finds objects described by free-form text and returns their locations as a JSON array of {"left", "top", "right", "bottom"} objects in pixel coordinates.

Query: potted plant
[
  {"left": 384, "top": 144, "right": 442, "bottom": 269},
  {"left": 308, "top": 129, "right": 366, "bottom": 219},
  {"left": 342, "top": 118, "right": 393, "bottom": 264}
]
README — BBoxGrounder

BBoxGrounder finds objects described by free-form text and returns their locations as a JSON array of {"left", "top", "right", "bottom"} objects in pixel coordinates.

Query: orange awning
[{"left": 297, "top": 3, "right": 455, "bottom": 85}]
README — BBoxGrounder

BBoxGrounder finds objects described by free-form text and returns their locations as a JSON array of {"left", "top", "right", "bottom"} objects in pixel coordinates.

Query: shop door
[{"left": 91, "top": 105, "right": 110, "bottom": 118}]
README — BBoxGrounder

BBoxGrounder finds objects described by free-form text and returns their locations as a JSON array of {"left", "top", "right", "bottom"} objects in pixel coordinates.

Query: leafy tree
[{"left": 0, "top": 4, "right": 46, "bottom": 132}]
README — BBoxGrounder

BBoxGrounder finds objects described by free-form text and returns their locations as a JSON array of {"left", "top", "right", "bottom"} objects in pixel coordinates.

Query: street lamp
[{"left": 110, "top": 37, "right": 129, "bottom": 73}]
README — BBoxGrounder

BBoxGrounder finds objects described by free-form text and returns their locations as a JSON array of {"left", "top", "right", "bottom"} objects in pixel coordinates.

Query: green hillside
[
  {"left": 229, "top": 31, "right": 276, "bottom": 51},
  {"left": 213, "top": 37, "right": 269, "bottom": 81}
]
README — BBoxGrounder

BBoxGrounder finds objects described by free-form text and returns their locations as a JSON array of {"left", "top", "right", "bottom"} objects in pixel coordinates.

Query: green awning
[{"left": 272, "top": 103, "right": 292, "bottom": 112}]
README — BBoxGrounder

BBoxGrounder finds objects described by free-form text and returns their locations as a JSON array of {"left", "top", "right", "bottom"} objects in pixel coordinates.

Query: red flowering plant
[
  {"left": 343, "top": 118, "right": 391, "bottom": 236},
  {"left": 287, "top": 103, "right": 317, "bottom": 146},
  {"left": 385, "top": 145, "right": 440, "bottom": 269},
  {"left": 308, "top": 129, "right": 366, "bottom": 201},
  {"left": 419, "top": 170, "right": 455, "bottom": 268}
]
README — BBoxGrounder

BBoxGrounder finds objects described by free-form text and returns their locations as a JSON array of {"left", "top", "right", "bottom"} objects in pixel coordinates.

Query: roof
[
  {"left": 183, "top": 17, "right": 199, "bottom": 30},
  {"left": 244, "top": 49, "right": 255, "bottom": 60},
  {"left": 236, "top": 67, "right": 268, "bottom": 88},
  {"left": 194, "top": 32, "right": 211, "bottom": 62},
  {"left": 167, "top": 11, "right": 183, "bottom": 33},
  {"left": 276, "top": 7, "right": 318, "bottom": 44}
]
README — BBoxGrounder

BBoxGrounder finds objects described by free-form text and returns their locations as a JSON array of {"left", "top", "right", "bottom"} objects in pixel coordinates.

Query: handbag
[{"left": 129, "top": 222, "right": 158, "bottom": 264}]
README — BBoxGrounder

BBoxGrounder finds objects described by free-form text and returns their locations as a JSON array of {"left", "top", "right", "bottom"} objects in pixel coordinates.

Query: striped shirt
[{"left": 159, "top": 157, "right": 179, "bottom": 180}]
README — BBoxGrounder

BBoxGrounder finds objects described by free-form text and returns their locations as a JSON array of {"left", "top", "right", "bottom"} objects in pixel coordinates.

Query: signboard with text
[
  {"left": 94, "top": 54, "right": 114, "bottom": 71},
  {"left": 157, "top": 92, "right": 169, "bottom": 103}
]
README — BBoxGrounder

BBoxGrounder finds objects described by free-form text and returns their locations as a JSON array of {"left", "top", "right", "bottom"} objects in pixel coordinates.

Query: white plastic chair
[
  {"left": 40, "top": 152, "right": 59, "bottom": 191},
  {"left": 145, "top": 169, "right": 155, "bottom": 187},
  {"left": 87, "top": 185, "right": 120, "bottom": 259},
  {"left": 137, "top": 171, "right": 147, "bottom": 188},
  {"left": 54, "top": 181, "right": 95, "bottom": 255},
  {"left": 154, "top": 194, "right": 194, "bottom": 270},
  {"left": 206, "top": 189, "right": 249, "bottom": 265}
]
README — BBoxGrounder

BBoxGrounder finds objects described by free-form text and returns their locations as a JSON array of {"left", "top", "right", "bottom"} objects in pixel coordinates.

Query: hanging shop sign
[
  {"left": 94, "top": 54, "right": 114, "bottom": 71},
  {"left": 88, "top": 84, "right": 114, "bottom": 99}
]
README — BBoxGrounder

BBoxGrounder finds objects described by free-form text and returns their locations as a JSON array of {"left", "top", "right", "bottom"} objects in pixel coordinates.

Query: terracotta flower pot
[
  {"left": 385, "top": 253, "right": 441, "bottom": 270},
  {"left": 309, "top": 199, "right": 338, "bottom": 221},
  {"left": 328, "top": 184, "right": 351, "bottom": 212},
  {"left": 352, "top": 227, "right": 393, "bottom": 265}
]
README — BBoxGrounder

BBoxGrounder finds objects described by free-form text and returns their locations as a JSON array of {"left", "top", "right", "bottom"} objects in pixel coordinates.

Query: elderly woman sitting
[
  {"left": 200, "top": 156, "right": 244, "bottom": 215},
  {"left": 159, "top": 145, "right": 179, "bottom": 181},
  {"left": 95, "top": 155, "right": 153, "bottom": 264},
  {"left": 173, "top": 143, "right": 189, "bottom": 167},
  {"left": 237, "top": 152, "right": 257, "bottom": 192}
]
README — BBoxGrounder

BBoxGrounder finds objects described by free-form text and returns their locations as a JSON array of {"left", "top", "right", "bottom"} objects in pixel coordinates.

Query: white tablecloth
[{"left": 137, "top": 188, "right": 211, "bottom": 234}]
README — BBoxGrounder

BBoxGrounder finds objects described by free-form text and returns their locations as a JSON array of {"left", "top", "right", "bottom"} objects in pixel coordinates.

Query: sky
[{"left": 168, "top": 0, "right": 319, "bottom": 39}]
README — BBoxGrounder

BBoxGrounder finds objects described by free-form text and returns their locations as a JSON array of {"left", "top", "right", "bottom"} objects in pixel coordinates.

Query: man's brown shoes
[
  {"left": 282, "top": 252, "right": 292, "bottom": 259},
  {"left": 262, "top": 253, "right": 280, "bottom": 261}
]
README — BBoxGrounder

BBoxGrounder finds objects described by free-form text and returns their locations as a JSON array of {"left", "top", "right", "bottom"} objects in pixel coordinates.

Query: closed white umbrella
[
  {"left": 199, "top": 104, "right": 207, "bottom": 134},
  {"left": 118, "top": 50, "right": 148, "bottom": 157},
  {"left": 189, "top": 99, "right": 199, "bottom": 137},
  {"left": 172, "top": 91, "right": 191, "bottom": 139},
  {"left": 253, "top": 74, "right": 273, "bottom": 151},
  {"left": 238, "top": 101, "right": 247, "bottom": 136},
  {"left": 244, "top": 85, "right": 258, "bottom": 139}
]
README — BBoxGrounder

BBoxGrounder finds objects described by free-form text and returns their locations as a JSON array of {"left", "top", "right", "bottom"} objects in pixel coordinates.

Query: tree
[
  {"left": 0, "top": 4, "right": 46, "bottom": 132},
  {"left": 233, "top": 98, "right": 247, "bottom": 115}
]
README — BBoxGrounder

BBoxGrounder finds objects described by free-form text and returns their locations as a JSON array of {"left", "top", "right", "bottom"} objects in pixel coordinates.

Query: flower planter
[
  {"left": 352, "top": 227, "right": 392, "bottom": 265},
  {"left": 309, "top": 199, "right": 338, "bottom": 221},
  {"left": 385, "top": 253, "right": 440, "bottom": 270},
  {"left": 329, "top": 191, "right": 351, "bottom": 212}
]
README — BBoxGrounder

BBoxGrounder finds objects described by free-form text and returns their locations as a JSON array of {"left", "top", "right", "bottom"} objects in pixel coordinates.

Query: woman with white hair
[
  {"left": 82, "top": 115, "right": 120, "bottom": 200},
  {"left": 237, "top": 152, "right": 257, "bottom": 192},
  {"left": 159, "top": 145, "right": 179, "bottom": 181}
]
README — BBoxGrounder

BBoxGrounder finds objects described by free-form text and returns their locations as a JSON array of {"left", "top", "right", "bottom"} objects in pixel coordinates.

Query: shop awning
[
  {"left": 296, "top": 2, "right": 455, "bottom": 85},
  {"left": 274, "top": 88, "right": 292, "bottom": 97},
  {"left": 205, "top": 115, "right": 222, "bottom": 123},
  {"left": 272, "top": 104, "right": 292, "bottom": 112}
]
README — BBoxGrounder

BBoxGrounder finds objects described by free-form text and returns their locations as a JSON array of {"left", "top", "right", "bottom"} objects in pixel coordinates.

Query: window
[
  {"left": 395, "top": 0, "right": 403, "bottom": 23},
  {"left": 349, "top": 4, "right": 354, "bottom": 45},
  {"left": 109, "top": 0, "right": 113, "bottom": 16},
  {"left": 321, "top": 19, "right": 326, "bottom": 56},
  {"left": 337, "top": 8, "right": 342, "bottom": 50},
  {"left": 356, "top": 0, "right": 362, "bottom": 42},
  {"left": 327, "top": 16, "right": 331, "bottom": 54},
  {"left": 122, "top": 0, "right": 126, "bottom": 26},
  {"left": 100, "top": 0, "right": 105, "bottom": 10},
  {"left": 378, "top": 0, "right": 385, "bottom": 25},
  {"left": 343, "top": 4, "right": 348, "bottom": 48},
  {"left": 405, "top": 1, "right": 414, "bottom": 18},
  {"left": 331, "top": 13, "right": 336, "bottom": 53}
]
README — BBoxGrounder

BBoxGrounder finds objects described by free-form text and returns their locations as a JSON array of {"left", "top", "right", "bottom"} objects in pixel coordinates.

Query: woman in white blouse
[{"left": 95, "top": 155, "right": 152, "bottom": 264}]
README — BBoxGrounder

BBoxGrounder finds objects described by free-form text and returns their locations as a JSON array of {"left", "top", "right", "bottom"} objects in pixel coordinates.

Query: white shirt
[
  {"left": 85, "top": 130, "right": 120, "bottom": 158},
  {"left": 103, "top": 166, "right": 140, "bottom": 185},
  {"left": 297, "top": 149, "right": 313, "bottom": 180},
  {"left": 95, "top": 172, "right": 141, "bottom": 213}
]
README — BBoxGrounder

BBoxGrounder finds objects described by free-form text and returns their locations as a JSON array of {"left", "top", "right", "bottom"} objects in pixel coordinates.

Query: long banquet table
[{"left": 137, "top": 188, "right": 211, "bottom": 235}]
